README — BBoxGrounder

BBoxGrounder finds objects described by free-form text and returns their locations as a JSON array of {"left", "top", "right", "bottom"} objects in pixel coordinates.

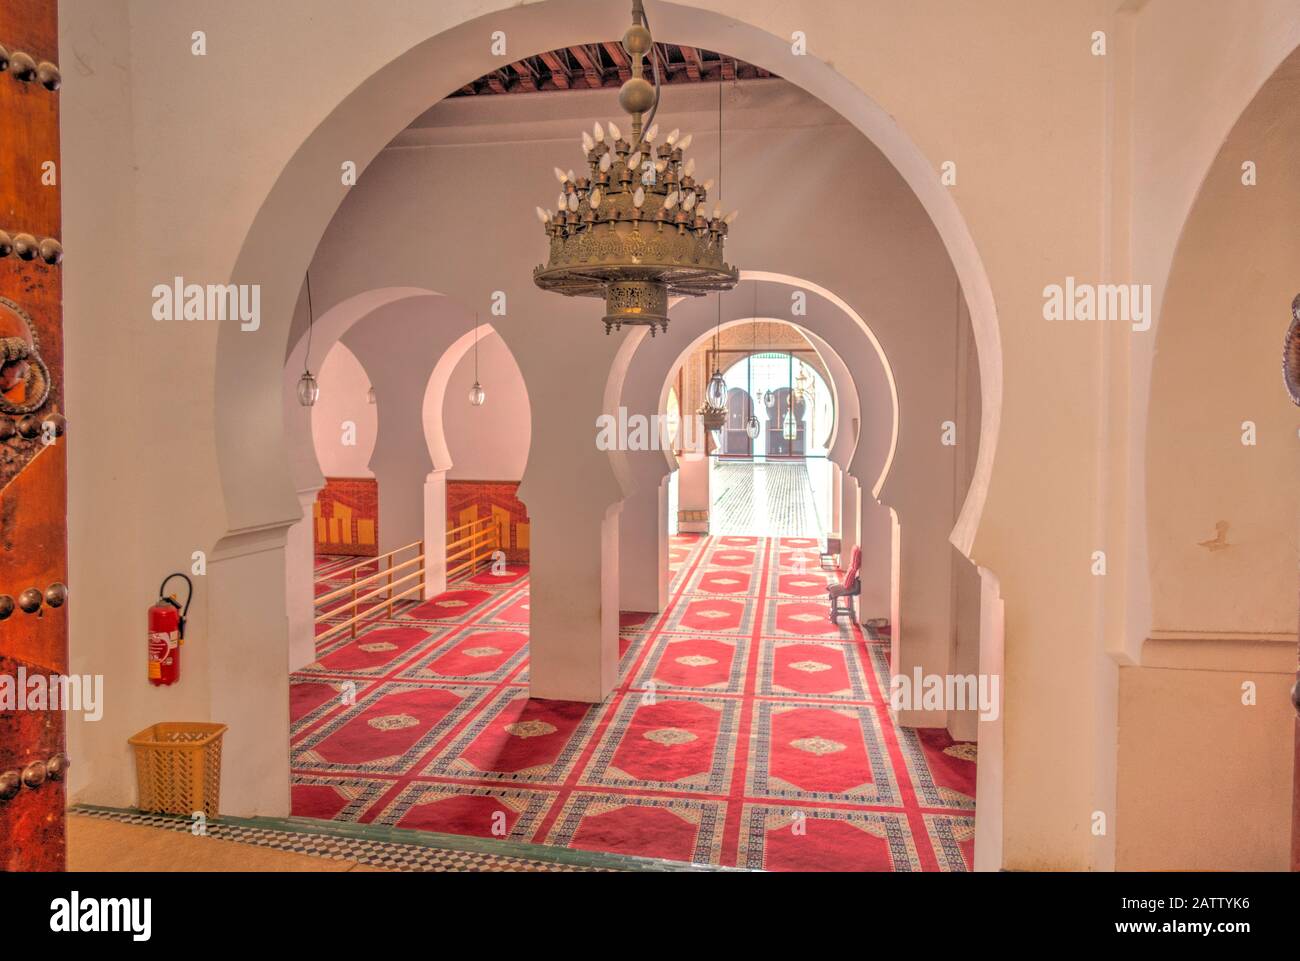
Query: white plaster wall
[
  {"left": 1146, "top": 50, "right": 1300, "bottom": 638},
  {"left": 436, "top": 331, "right": 530, "bottom": 481},
  {"left": 1115, "top": 45, "right": 1300, "bottom": 871},
  {"left": 311, "top": 342, "right": 376, "bottom": 477}
]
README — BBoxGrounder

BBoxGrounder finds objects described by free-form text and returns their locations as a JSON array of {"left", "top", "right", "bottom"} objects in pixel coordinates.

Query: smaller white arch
[
  {"left": 420, "top": 320, "right": 532, "bottom": 476},
  {"left": 740, "top": 271, "right": 899, "bottom": 499}
]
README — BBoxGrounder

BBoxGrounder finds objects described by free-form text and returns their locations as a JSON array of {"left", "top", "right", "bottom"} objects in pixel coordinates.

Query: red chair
[{"left": 828, "top": 546, "right": 862, "bottom": 623}]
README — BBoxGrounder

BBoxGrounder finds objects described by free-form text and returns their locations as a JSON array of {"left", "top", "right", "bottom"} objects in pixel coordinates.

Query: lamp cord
[{"left": 303, "top": 270, "right": 314, "bottom": 372}]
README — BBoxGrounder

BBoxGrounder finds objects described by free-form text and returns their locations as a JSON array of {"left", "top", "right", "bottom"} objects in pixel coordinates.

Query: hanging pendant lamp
[
  {"left": 745, "top": 279, "right": 760, "bottom": 439},
  {"left": 762, "top": 299, "right": 775, "bottom": 407},
  {"left": 296, "top": 270, "right": 320, "bottom": 407},
  {"left": 468, "top": 315, "right": 486, "bottom": 406},
  {"left": 698, "top": 287, "right": 728, "bottom": 448}
]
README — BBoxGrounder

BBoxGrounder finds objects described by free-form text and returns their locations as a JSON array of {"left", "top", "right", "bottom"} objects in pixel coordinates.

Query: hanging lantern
[
  {"left": 793, "top": 366, "right": 812, "bottom": 401},
  {"left": 705, "top": 368, "right": 727, "bottom": 408},
  {"left": 782, "top": 409, "right": 798, "bottom": 441},
  {"left": 763, "top": 388, "right": 774, "bottom": 407},
  {"left": 297, "top": 269, "right": 320, "bottom": 407},
  {"left": 745, "top": 414, "right": 760, "bottom": 439},
  {"left": 297, "top": 371, "right": 320, "bottom": 407},
  {"left": 467, "top": 315, "right": 486, "bottom": 407}
]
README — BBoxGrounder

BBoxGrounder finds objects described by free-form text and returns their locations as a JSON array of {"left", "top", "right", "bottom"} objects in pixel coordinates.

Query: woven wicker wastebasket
[{"left": 129, "top": 722, "right": 228, "bottom": 818}]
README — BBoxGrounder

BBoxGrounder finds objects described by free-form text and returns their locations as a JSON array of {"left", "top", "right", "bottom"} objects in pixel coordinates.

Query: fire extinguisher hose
[{"left": 158, "top": 572, "right": 193, "bottom": 641}]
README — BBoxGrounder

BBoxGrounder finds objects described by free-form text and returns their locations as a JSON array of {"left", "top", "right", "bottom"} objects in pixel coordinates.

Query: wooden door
[
  {"left": 1287, "top": 297, "right": 1300, "bottom": 870},
  {"left": 0, "top": 0, "right": 68, "bottom": 872},
  {"left": 723, "top": 387, "right": 752, "bottom": 457}
]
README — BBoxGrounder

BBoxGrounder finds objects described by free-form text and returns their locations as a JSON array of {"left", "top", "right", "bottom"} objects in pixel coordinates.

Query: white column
[
  {"left": 525, "top": 500, "right": 621, "bottom": 701},
  {"left": 841, "top": 473, "right": 860, "bottom": 571},
  {"left": 286, "top": 485, "right": 324, "bottom": 672},
  {"left": 422, "top": 468, "right": 448, "bottom": 599},
  {"left": 973, "top": 567, "right": 1005, "bottom": 872},
  {"left": 619, "top": 455, "right": 670, "bottom": 613},
  {"left": 830, "top": 462, "right": 843, "bottom": 538},
  {"left": 676, "top": 450, "right": 710, "bottom": 533}
]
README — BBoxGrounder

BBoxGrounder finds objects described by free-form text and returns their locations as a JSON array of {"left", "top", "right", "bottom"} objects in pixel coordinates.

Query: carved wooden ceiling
[{"left": 451, "top": 43, "right": 776, "bottom": 96}]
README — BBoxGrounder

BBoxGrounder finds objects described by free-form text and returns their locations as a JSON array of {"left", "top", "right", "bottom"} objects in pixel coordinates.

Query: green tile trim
[{"left": 72, "top": 804, "right": 749, "bottom": 873}]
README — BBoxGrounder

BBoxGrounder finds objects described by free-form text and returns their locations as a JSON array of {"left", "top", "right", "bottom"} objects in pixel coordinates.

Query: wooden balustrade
[
  {"left": 313, "top": 539, "right": 424, "bottom": 644},
  {"left": 446, "top": 516, "right": 499, "bottom": 580}
]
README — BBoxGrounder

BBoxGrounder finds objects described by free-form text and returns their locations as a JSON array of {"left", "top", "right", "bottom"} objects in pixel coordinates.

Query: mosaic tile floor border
[{"left": 72, "top": 805, "right": 740, "bottom": 873}]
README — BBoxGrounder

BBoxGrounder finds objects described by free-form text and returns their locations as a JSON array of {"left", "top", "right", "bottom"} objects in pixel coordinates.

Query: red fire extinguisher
[{"left": 148, "top": 573, "right": 192, "bottom": 686}]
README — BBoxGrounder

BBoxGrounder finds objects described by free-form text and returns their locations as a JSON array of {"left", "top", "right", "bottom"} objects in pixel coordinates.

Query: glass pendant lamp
[
  {"left": 297, "top": 371, "right": 319, "bottom": 407},
  {"left": 705, "top": 368, "right": 727, "bottom": 408},
  {"left": 297, "top": 270, "right": 320, "bottom": 407},
  {"left": 468, "top": 315, "right": 486, "bottom": 406}
]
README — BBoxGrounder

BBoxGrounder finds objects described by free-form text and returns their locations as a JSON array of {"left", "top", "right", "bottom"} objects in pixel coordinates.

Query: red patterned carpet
[{"left": 294, "top": 536, "right": 976, "bottom": 870}]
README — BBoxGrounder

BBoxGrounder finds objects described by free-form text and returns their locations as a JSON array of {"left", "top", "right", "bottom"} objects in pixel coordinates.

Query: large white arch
[{"left": 214, "top": 0, "right": 1001, "bottom": 570}]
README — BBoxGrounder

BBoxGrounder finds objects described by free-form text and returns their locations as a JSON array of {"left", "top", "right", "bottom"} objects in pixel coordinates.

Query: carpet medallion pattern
[{"left": 298, "top": 536, "right": 975, "bottom": 870}]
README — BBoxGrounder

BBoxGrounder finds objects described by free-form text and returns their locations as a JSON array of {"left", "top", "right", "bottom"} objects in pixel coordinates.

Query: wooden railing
[
  {"left": 446, "top": 516, "right": 499, "bottom": 581},
  {"left": 314, "top": 540, "right": 424, "bottom": 644}
]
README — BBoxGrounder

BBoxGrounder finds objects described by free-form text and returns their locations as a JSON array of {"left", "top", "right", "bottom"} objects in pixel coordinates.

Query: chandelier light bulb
[
  {"left": 627, "top": 151, "right": 642, "bottom": 171},
  {"left": 567, "top": 168, "right": 576, "bottom": 182},
  {"left": 589, "top": 188, "right": 602, "bottom": 209},
  {"left": 567, "top": 193, "right": 580, "bottom": 212},
  {"left": 593, "top": 121, "right": 605, "bottom": 143},
  {"left": 684, "top": 158, "right": 696, "bottom": 177},
  {"left": 296, "top": 371, "right": 319, "bottom": 407},
  {"left": 468, "top": 381, "right": 486, "bottom": 407},
  {"left": 683, "top": 191, "right": 697, "bottom": 211},
  {"left": 554, "top": 166, "right": 568, "bottom": 183},
  {"left": 600, "top": 152, "right": 613, "bottom": 173},
  {"left": 645, "top": 122, "right": 659, "bottom": 142},
  {"left": 703, "top": 179, "right": 715, "bottom": 192},
  {"left": 666, "top": 128, "right": 680, "bottom": 145},
  {"left": 535, "top": 206, "right": 549, "bottom": 223},
  {"left": 655, "top": 158, "right": 667, "bottom": 173},
  {"left": 608, "top": 121, "right": 621, "bottom": 141},
  {"left": 582, "top": 131, "right": 595, "bottom": 153},
  {"left": 678, "top": 133, "right": 693, "bottom": 150},
  {"left": 713, "top": 205, "right": 723, "bottom": 220},
  {"left": 633, "top": 186, "right": 645, "bottom": 208},
  {"left": 663, "top": 190, "right": 679, "bottom": 209},
  {"left": 725, "top": 210, "right": 740, "bottom": 224}
]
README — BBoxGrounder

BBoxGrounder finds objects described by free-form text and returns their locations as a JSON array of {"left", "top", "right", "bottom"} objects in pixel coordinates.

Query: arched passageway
[{"left": 59, "top": 0, "right": 1300, "bottom": 876}]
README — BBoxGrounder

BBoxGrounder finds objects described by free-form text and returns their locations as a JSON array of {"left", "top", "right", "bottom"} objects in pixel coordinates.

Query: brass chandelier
[{"left": 532, "top": 0, "right": 739, "bottom": 335}]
